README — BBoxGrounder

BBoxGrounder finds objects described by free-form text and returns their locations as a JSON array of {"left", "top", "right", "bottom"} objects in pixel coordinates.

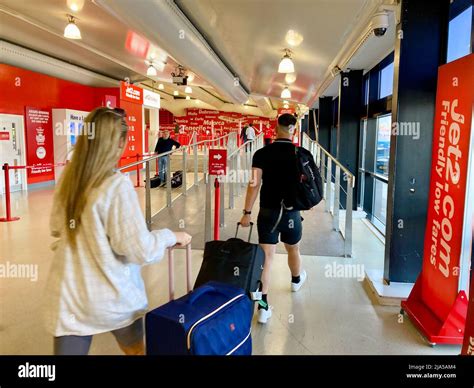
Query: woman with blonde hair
[{"left": 43, "top": 107, "right": 191, "bottom": 355}]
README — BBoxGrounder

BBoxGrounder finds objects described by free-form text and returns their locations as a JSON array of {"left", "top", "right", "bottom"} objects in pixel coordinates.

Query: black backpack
[{"left": 285, "top": 146, "right": 323, "bottom": 210}]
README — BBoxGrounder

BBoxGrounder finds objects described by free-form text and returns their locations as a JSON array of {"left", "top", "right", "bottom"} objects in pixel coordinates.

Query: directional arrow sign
[{"left": 209, "top": 148, "right": 227, "bottom": 175}]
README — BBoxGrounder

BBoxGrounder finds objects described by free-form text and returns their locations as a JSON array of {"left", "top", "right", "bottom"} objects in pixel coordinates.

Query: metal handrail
[
  {"left": 302, "top": 133, "right": 355, "bottom": 187},
  {"left": 302, "top": 132, "right": 353, "bottom": 257},
  {"left": 227, "top": 133, "right": 264, "bottom": 158},
  {"left": 118, "top": 132, "right": 234, "bottom": 171}
]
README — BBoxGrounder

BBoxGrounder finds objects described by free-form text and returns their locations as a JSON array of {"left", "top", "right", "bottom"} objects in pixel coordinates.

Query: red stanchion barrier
[
  {"left": 214, "top": 177, "right": 220, "bottom": 240},
  {"left": 0, "top": 163, "right": 20, "bottom": 222},
  {"left": 0, "top": 161, "right": 66, "bottom": 222}
]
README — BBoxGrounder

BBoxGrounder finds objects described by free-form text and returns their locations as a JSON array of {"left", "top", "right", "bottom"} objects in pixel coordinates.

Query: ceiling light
[
  {"left": 184, "top": 86, "right": 192, "bottom": 94},
  {"left": 281, "top": 86, "right": 291, "bottom": 99},
  {"left": 283, "top": 100, "right": 288, "bottom": 104},
  {"left": 64, "top": 15, "right": 81, "bottom": 40},
  {"left": 158, "top": 83, "right": 164, "bottom": 90},
  {"left": 67, "top": 0, "right": 85, "bottom": 12},
  {"left": 186, "top": 95, "right": 191, "bottom": 100},
  {"left": 173, "top": 90, "right": 179, "bottom": 96},
  {"left": 195, "top": 99, "right": 200, "bottom": 104},
  {"left": 278, "top": 49, "right": 294, "bottom": 73},
  {"left": 146, "top": 65, "right": 157, "bottom": 76},
  {"left": 187, "top": 72, "right": 195, "bottom": 82},
  {"left": 283, "top": 103, "right": 289, "bottom": 109},
  {"left": 285, "top": 72, "right": 297, "bottom": 84},
  {"left": 285, "top": 30, "right": 304, "bottom": 47}
]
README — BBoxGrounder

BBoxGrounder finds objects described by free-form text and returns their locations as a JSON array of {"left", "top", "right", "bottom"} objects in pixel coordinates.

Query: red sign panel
[
  {"left": 120, "top": 81, "right": 143, "bottom": 105},
  {"left": 0, "top": 132, "right": 9, "bottom": 141},
  {"left": 119, "top": 100, "right": 143, "bottom": 172},
  {"left": 208, "top": 149, "right": 227, "bottom": 175},
  {"left": 104, "top": 95, "right": 117, "bottom": 108},
  {"left": 24, "top": 107, "right": 55, "bottom": 183},
  {"left": 420, "top": 53, "right": 474, "bottom": 321},
  {"left": 462, "top": 252, "right": 474, "bottom": 355}
]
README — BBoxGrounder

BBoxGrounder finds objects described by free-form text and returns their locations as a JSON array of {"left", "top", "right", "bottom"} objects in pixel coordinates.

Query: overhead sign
[
  {"left": 120, "top": 81, "right": 143, "bottom": 105},
  {"left": 208, "top": 149, "right": 227, "bottom": 175},
  {"left": 143, "top": 89, "right": 160, "bottom": 109}
]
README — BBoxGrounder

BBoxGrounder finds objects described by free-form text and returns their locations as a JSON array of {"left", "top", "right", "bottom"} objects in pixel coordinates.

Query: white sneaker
[
  {"left": 291, "top": 270, "right": 307, "bottom": 292},
  {"left": 257, "top": 307, "right": 272, "bottom": 324}
]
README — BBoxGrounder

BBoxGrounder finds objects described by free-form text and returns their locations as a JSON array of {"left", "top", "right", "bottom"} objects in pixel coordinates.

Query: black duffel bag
[{"left": 194, "top": 222, "right": 264, "bottom": 301}]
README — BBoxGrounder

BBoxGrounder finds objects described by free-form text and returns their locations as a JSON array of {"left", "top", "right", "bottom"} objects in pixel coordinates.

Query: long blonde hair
[{"left": 57, "top": 107, "right": 128, "bottom": 247}]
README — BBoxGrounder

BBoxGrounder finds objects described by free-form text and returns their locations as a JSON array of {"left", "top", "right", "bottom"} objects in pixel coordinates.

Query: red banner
[
  {"left": 120, "top": 81, "right": 143, "bottom": 105},
  {"left": 24, "top": 107, "right": 55, "bottom": 183},
  {"left": 119, "top": 100, "right": 143, "bottom": 172},
  {"left": 462, "top": 272, "right": 474, "bottom": 354},
  {"left": 421, "top": 54, "right": 474, "bottom": 320}
]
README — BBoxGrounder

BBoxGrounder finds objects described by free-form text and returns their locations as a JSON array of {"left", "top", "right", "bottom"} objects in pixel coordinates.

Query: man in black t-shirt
[{"left": 239, "top": 114, "right": 307, "bottom": 324}]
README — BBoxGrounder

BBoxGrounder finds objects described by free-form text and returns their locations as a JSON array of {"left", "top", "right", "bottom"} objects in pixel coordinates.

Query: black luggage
[
  {"left": 171, "top": 170, "right": 183, "bottom": 188},
  {"left": 194, "top": 222, "right": 265, "bottom": 301},
  {"left": 149, "top": 175, "right": 162, "bottom": 188}
]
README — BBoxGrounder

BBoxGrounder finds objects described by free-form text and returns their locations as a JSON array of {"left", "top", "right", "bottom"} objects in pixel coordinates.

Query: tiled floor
[{"left": 0, "top": 176, "right": 461, "bottom": 355}]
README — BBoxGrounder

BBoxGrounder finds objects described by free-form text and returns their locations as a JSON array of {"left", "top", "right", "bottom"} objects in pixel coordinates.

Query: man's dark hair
[{"left": 278, "top": 113, "right": 297, "bottom": 127}]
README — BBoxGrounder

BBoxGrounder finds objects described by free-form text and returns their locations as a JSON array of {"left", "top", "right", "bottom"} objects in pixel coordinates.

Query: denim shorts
[{"left": 257, "top": 208, "right": 303, "bottom": 245}]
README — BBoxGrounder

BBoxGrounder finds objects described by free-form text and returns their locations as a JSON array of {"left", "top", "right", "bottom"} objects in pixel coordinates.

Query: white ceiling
[
  {"left": 175, "top": 0, "right": 376, "bottom": 104},
  {"left": 0, "top": 0, "right": 396, "bottom": 114}
]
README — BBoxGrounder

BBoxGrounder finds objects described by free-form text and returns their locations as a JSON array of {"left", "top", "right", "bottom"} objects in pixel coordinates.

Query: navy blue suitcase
[{"left": 146, "top": 281, "right": 253, "bottom": 355}]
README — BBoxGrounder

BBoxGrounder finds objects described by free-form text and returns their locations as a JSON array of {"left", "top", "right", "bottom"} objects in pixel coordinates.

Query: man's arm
[
  {"left": 240, "top": 167, "right": 262, "bottom": 227},
  {"left": 172, "top": 139, "right": 181, "bottom": 149}
]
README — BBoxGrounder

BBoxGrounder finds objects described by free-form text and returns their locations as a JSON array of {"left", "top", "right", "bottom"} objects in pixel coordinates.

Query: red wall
[
  {"left": 159, "top": 108, "right": 174, "bottom": 125},
  {"left": 0, "top": 64, "right": 120, "bottom": 115}
]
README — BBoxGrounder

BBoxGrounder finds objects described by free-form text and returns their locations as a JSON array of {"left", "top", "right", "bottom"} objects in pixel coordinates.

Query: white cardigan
[{"left": 43, "top": 173, "right": 176, "bottom": 337}]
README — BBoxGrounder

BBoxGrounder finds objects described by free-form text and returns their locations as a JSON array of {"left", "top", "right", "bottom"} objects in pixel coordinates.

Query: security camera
[{"left": 371, "top": 11, "right": 389, "bottom": 37}]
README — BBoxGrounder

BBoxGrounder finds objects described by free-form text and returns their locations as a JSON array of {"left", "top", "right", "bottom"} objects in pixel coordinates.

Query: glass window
[
  {"left": 379, "top": 62, "right": 394, "bottom": 99},
  {"left": 373, "top": 180, "right": 388, "bottom": 227},
  {"left": 364, "top": 77, "right": 369, "bottom": 105},
  {"left": 375, "top": 114, "right": 391, "bottom": 177},
  {"left": 447, "top": 6, "right": 472, "bottom": 63}
]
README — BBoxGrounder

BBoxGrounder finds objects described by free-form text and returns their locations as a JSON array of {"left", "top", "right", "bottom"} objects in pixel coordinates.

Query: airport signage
[
  {"left": 402, "top": 53, "right": 474, "bottom": 344},
  {"left": 420, "top": 53, "right": 474, "bottom": 320},
  {"left": 24, "top": 107, "right": 55, "bottom": 183},
  {"left": 143, "top": 89, "right": 160, "bottom": 109},
  {"left": 120, "top": 81, "right": 143, "bottom": 105},
  {"left": 208, "top": 149, "right": 227, "bottom": 175}
]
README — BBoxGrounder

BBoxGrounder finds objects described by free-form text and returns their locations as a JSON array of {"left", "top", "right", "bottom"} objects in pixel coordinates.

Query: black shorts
[{"left": 257, "top": 208, "right": 303, "bottom": 245}]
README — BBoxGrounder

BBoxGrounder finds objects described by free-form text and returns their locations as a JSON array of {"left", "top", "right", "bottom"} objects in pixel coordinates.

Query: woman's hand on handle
[{"left": 174, "top": 232, "right": 192, "bottom": 247}]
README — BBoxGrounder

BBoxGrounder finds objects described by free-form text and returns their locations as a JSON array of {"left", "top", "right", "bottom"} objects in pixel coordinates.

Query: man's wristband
[{"left": 242, "top": 210, "right": 252, "bottom": 215}]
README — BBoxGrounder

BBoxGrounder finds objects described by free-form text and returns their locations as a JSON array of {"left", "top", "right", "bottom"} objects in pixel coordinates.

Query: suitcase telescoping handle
[
  {"left": 167, "top": 243, "right": 192, "bottom": 301},
  {"left": 235, "top": 222, "right": 254, "bottom": 242}
]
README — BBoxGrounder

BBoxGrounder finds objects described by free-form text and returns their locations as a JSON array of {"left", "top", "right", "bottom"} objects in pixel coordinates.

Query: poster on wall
[{"left": 24, "top": 107, "right": 55, "bottom": 184}]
